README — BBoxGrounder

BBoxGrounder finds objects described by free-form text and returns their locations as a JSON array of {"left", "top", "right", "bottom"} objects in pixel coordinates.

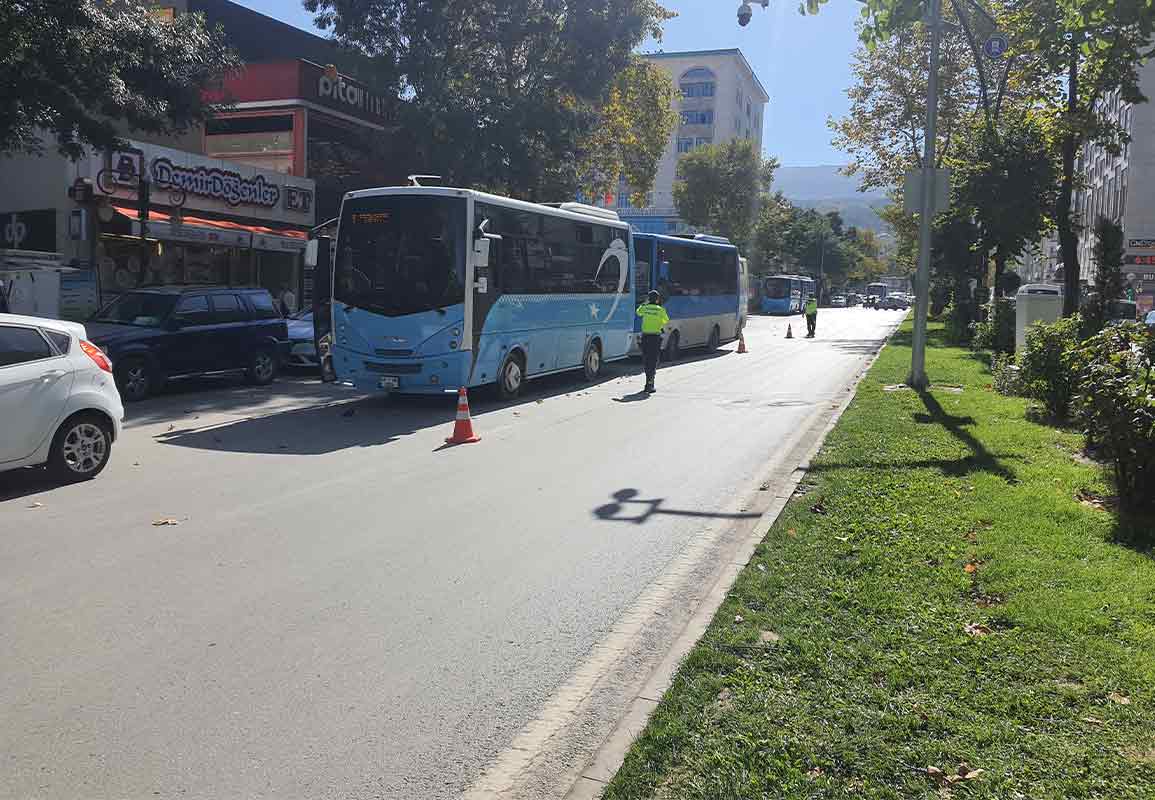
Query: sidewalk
[{"left": 603, "top": 322, "right": 1155, "bottom": 799}]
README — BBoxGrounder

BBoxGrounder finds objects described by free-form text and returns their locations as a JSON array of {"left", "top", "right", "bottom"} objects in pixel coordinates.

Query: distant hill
[{"left": 773, "top": 165, "right": 890, "bottom": 233}]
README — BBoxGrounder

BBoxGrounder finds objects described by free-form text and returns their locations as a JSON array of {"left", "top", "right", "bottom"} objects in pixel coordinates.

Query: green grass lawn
[{"left": 604, "top": 322, "right": 1155, "bottom": 800}]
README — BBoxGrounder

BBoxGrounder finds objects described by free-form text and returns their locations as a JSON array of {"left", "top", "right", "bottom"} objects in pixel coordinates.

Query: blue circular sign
[{"left": 984, "top": 33, "right": 1009, "bottom": 58}]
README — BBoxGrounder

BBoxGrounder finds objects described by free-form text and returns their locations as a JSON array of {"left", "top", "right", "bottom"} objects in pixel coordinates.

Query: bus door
[{"left": 468, "top": 215, "right": 502, "bottom": 382}]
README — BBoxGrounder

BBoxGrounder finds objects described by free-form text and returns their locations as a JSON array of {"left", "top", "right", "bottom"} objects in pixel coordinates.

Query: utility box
[
  {"left": 1015, "top": 283, "right": 1064, "bottom": 351},
  {"left": 0, "top": 250, "right": 69, "bottom": 319}
]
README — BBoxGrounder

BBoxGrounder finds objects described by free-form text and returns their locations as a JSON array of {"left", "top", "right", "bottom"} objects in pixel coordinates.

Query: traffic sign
[{"left": 984, "top": 33, "right": 1009, "bottom": 58}]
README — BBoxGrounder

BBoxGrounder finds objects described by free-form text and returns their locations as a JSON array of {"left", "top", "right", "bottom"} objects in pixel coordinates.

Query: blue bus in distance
[
  {"left": 632, "top": 233, "right": 743, "bottom": 359},
  {"left": 761, "top": 274, "right": 816, "bottom": 315},
  {"left": 319, "top": 187, "right": 635, "bottom": 398}
]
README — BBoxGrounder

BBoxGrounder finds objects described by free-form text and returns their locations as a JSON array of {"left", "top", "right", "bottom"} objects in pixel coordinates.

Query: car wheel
[
  {"left": 246, "top": 347, "right": 278, "bottom": 385},
  {"left": 664, "top": 330, "right": 680, "bottom": 362},
  {"left": 47, "top": 413, "right": 113, "bottom": 482},
  {"left": 583, "top": 340, "right": 602, "bottom": 381},
  {"left": 707, "top": 325, "right": 720, "bottom": 351},
  {"left": 115, "top": 358, "right": 152, "bottom": 402},
  {"left": 497, "top": 351, "right": 526, "bottom": 400}
]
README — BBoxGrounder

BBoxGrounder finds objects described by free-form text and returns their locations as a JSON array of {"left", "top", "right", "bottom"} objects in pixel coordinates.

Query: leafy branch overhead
[
  {"left": 305, "top": 0, "right": 677, "bottom": 200},
  {"left": 0, "top": 0, "right": 239, "bottom": 158},
  {"left": 673, "top": 139, "right": 777, "bottom": 246}
]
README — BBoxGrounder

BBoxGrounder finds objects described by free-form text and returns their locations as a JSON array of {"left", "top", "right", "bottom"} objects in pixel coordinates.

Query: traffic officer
[
  {"left": 637, "top": 290, "right": 670, "bottom": 393},
  {"left": 804, "top": 294, "right": 818, "bottom": 338}
]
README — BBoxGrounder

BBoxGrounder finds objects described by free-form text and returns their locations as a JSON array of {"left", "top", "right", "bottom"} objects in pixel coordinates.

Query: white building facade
[
  {"left": 607, "top": 49, "right": 769, "bottom": 235},
  {"left": 1074, "top": 56, "right": 1155, "bottom": 314}
]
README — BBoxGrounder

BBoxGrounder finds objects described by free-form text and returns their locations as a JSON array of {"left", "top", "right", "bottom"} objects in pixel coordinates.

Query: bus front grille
[{"left": 375, "top": 348, "right": 414, "bottom": 357}]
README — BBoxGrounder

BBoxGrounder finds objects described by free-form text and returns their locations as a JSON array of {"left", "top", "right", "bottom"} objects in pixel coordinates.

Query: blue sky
[{"left": 235, "top": 0, "right": 861, "bottom": 167}]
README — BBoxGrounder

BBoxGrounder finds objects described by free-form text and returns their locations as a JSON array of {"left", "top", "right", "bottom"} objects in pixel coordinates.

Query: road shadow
[
  {"left": 124, "top": 374, "right": 340, "bottom": 429},
  {"left": 593, "top": 488, "right": 761, "bottom": 525},
  {"left": 820, "top": 338, "right": 888, "bottom": 356},
  {"left": 613, "top": 391, "right": 652, "bottom": 403},
  {"left": 0, "top": 469, "right": 76, "bottom": 504}
]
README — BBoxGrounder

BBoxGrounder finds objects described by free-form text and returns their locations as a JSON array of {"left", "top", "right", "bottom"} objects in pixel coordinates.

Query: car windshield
[
  {"left": 91, "top": 293, "right": 177, "bottom": 327},
  {"left": 335, "top": 195, "right": 467, "bottom": 317}
]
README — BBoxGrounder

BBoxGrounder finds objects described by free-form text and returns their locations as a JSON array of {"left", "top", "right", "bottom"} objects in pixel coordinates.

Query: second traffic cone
[
  {"left": 445, "top": 387, "right": 481, "bottom": 445},
  {"left": 786, "top": 323, "right": 794, "bottom": 339},
  {"left": 737, "top": 331, "right": 748, "bottom": 354}
]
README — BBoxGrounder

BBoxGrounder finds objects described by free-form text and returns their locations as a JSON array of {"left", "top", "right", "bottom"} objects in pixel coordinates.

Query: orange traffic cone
[
  {"left": 785, "top": 323, "right": 794, "bottom": 339},
  {"left": 445, "top": 387, "right": 481, "bottom": 445},
  {"left": 737, "top": 332, "right": 748, "bottom": 353}
]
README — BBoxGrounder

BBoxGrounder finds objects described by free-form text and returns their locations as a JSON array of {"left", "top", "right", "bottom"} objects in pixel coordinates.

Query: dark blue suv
[{"left": 87, "top": 286, "right": 289, "bottom": 401}]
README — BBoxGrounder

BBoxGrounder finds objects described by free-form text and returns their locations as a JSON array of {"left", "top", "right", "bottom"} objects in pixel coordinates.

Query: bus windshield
[
  {"left": 335, "top": 195, "right": 467, "bottom": 317},
  {"left": 765, "top": 277, "right": 790, "bottom": 299}
]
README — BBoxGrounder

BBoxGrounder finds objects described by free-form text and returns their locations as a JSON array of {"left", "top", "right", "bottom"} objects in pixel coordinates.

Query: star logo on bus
[{"left": 589, "top": 303, "right": 600, "bottom": 319}]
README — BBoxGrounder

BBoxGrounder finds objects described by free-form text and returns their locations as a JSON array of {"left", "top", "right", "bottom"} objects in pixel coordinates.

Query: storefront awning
[{"left": 109, "top": 204, "right": 308, "bottom": 249}]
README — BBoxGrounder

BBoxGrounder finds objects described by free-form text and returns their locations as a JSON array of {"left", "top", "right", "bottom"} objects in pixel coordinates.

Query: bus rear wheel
[
  {"left": 497, "top": 351, "right": 526, "bottom": 400},
  {"left": 583, "top": 340, "right": 602, "bottom": 381}
]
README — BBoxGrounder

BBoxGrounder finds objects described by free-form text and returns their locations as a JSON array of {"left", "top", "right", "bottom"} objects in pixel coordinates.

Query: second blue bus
[
  {"left": 760, "top": 274, "right": 816, "bottom": 315},
  {"left": 632, "top": 233, "right": 745, "bottom": 360}
]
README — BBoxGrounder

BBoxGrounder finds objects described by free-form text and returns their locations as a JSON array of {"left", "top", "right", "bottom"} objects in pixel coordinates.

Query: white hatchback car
[{"left": 0, "top": 314, "right": 124, "bottom": 481}]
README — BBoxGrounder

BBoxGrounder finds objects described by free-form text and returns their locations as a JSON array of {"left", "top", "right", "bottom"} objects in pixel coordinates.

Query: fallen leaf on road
[
  {"left": 759, "top": 482, "right": 770, "bottom": 491},
  {"left": 27, "top": 501, "right": 43, "bottom": 509},
  {"left": 759, "top": 630, "right": 781, "bottom": 644},
  {"left": 132, "top": 461, "right": 141, "bottom": 467},
  {"left": 964, "top": 622, "right": 991, "bottom": 637},
  {"left": 152, "top": 518, "right": 181, "bottom": 527},
  {"left": 1107, "top": 692, "right": 1131, "bottom": 705},
  {"left": 964, "top": 563, "right": 978, "bottom": 574},
  {"left": 167, "top": 424, "right": 175, "bottom": 432},
  {"left": 787, "top": 528, "right": 798, "bottom": 537}
]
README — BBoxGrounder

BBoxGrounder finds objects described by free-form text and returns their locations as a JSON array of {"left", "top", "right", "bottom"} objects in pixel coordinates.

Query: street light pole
[{"left": 908, "top": 0, "right": 943, "bottom": 390}]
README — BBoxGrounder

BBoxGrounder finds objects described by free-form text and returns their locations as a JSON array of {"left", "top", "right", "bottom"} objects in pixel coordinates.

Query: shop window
[
  {"left": 206, "top": 115, "right": 296, "bottom": 174},
  {"left": 173, "top": 294, "right": 212, "bottom": 326}
]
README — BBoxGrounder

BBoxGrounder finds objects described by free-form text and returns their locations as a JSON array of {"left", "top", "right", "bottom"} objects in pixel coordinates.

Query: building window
[
  {"left": 680, "top": 82, "right": 715, "bottom": 97},
  {"left": 680, "top": 110, "right": 714, "bottom": 126},
  {"left": 695, "top": 137, "right": 712, "bottom": 147},
  {"left": 677, "top": 137, "right": 694, "bottom": 153}
]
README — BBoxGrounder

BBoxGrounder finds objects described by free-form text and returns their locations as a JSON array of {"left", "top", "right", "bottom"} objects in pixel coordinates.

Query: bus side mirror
[{"left": 304, "top": 238, "right": 321, "bottom": 268}]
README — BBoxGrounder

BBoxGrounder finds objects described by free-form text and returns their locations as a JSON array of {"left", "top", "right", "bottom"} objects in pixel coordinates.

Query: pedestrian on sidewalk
[
  {"left": 637, "top": 290, "right": 669, "bottom": 394},
  {"left": 804, "top": 294, "right": 818, "bottom": 338}
]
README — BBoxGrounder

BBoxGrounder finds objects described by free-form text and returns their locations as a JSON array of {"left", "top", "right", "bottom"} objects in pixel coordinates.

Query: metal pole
[{"left": 908, "top": 0, "right": 942, "bottom": 389}]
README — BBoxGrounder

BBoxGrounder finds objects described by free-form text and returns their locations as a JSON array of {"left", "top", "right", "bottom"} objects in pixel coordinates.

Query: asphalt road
[{"left": 0, "top": 308, "right": 905, "bottom": 800}]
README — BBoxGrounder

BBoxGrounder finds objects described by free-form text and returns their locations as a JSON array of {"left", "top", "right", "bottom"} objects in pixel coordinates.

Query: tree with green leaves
[
  {"left": 1082, "top": 216, "right": 1126, "bottom": 335},
  {"left": 673, "top": 139, "right": 777, "bottom": 246},
  {"left": 306, "top": 0, "right": 674, "bottom": 201},
  {"left": 0, "top": 1, "right": 238, "bottom": 158},
  {"left": 576, "top": 58, "right": 679, "bottom": 206}
]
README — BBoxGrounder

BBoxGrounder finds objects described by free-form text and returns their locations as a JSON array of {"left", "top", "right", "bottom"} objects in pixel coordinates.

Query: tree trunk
[
  {"left": 993, "top": 248, "right": 1007, "bottom": 298},
  {"left": 1059, "top": 47, "right": 1082, "bottom": 316}
]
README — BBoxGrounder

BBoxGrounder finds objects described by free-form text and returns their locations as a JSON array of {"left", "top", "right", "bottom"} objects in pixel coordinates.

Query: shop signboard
[
  {"left": 303, "top": 61, "right": 390, "bottom": 125},
  {"left": 91, "top": 141, "right": 315, "bottom": 227},
  {"left": 252, "top": 233, "right": 307, "bottom": 252}
]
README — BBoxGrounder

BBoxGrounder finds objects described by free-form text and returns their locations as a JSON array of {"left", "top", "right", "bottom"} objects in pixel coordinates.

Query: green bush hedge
[
  {"left": 1072, "top": 323, "right": 1155, "bottom": 516},
  {"left": 1020, "top": 315, "right": 1082, "bottom": 420}
]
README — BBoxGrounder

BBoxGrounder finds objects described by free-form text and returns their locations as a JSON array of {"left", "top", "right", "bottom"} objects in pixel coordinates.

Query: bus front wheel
[
  {"left": 583, "top": 340, "right": 603, "bottom": 381},
  {"left": 498, "top": 351, "right": 526, "bottom": 400}
]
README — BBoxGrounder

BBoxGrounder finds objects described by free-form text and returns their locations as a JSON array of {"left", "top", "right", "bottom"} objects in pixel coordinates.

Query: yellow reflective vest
[
  {"left": 637, "top": 303, "right": 670, "bottom": 334},
  {"left": 805, "top": 297, "right": 818, "bottom": 315}
]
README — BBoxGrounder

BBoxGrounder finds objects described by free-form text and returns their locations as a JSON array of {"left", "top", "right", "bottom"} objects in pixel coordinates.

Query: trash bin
[{"left": 1015, "top": 283, "right": 1064, "bottom": 351}]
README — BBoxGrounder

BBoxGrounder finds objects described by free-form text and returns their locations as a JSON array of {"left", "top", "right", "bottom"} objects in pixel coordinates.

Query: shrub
[
  {"left": 991, "top": 352, "right": 1023, "bottom": 396},
  {"left": 969, "top": 299, "right": 1014, "bottom": 354},
  {"left": 1020, "top": 315, "right": 1082, "bottom": 420},
  {"left": 1072, "top": 323, "right": 1155, "bottom": 517}
]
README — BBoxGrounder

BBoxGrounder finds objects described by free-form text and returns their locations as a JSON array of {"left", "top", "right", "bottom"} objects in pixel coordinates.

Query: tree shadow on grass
[
  {"left": 913, "top": 389, "right": 1018, "bottom": 484},
  {"left": 1110, "top": 512, "right": 1155, "bottom": 557},
  {"left": 888, "top": 326, "right": 951, "bottom": 351}
]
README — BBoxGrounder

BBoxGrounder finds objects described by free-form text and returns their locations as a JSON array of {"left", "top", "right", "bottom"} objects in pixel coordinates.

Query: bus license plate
[{"left": 378, "top": 376, "right": 399, "bottom": 390}]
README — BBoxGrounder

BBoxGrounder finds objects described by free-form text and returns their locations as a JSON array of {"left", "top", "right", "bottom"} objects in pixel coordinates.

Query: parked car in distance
[
  {"left": 1, "top": 313, "right": 124, "bottom": 480},
  {"left": 830, "top": 295, "right": 847, "bottom": 308},
  {"left": 285, "top": 309, "right": 319, "bottom": 369},
  {"left": 86, "top": 286, "right": 290, "bottom": 401},
  {"left": 846, "top": 293, "right": 861, "bottom": 306},
  {"left": 879, "top": 295, "right": 911, "bottom": 310}
]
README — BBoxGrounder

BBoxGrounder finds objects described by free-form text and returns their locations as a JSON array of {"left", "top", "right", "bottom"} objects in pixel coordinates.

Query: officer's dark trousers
[
  {"left": 641, "top": 333, "right": 661, "bottom": 388},
  {"left": 806, "top": 313, "right": 817, "bottom": 337}
]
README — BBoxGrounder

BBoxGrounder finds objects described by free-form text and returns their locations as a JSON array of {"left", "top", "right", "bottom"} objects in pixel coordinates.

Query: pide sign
[{"left": 317, "top": 74, "right": 389, "bottom": 120}]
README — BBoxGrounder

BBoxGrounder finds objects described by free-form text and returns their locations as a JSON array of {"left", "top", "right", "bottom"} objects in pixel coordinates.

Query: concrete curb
[{"left": 561, "top": 331, "right": 895, "bottom": 800}]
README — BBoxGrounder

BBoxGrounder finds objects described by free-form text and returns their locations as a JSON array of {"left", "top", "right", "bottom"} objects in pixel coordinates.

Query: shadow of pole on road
[{"left": 594, "top": 488, "right": 761, "bottom": 525}]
